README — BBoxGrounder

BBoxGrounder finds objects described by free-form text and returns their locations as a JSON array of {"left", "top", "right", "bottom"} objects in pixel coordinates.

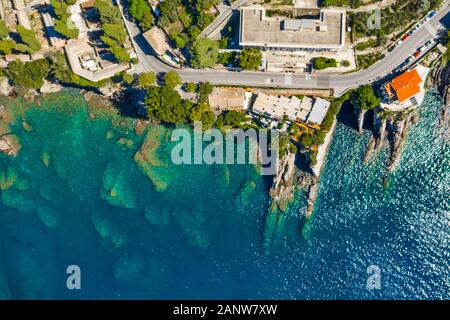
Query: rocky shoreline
[{"left": 269, "top": 59, "right": 450, "bottom": 228}]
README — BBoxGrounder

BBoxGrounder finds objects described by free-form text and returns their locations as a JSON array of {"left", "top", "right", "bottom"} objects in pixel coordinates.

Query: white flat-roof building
[
  {"left": 308, "top": 97, "right": 330, "bottom": 125},
  {"left": 252, "top": 93, "right": 303, "bottom": 121},
  {"left": 239, "top": 6, "right": 346, "bottom": 51},
  {"left": 251, "top": 93, "right": 331, "bottom": 124}
]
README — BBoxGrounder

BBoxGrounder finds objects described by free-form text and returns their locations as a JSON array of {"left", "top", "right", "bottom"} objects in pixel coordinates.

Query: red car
[
  {"left": 401, "top": 34, "right": 410, "bottom": 41},
  {"left": 413, "top": 51, "right": 421, "bottom": 58}
]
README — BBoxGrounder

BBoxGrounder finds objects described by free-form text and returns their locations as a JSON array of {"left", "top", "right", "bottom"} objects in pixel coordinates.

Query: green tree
[
  {"left": 352, "top": 85, "right": 380, "bottom": 110},
  {"left": 158, "top": 0, "right": 181, "bottom": 26},
  {"left": 0, "top": 39, "right": 16, "bottom": 54},
  {"left": 103, "top": 23, "right": 127, "bottom": 43},
  {"left": 238, "top": 48, "right": 262, "bottom": 71},
  {"left": 141, "top": 10, "right": 153, "bottom": 30},
  {"left": 122, "top": 73, "right": 134, "bottom": 84},
  {"left": 4, "top": 59, "right": 50, "bottom": 89},
  {"left": 189, "top": 38, "right": 219, "bottom": 69},
  {"left": 197, "top": 81, "right": 213, "bottom": 95},
  {"left": 163, "top": 71, "right": 181, "bottom": 89},
  {"left": 312, "top": 57, "right": 337, "bottom": 70},
  {"left": 54, "top": 19, "right": 79, "bottom": 39},
  {"left": 138, "top": 72, "right": 156, "bottom": 87},
  {"left": 96, "top": 0, "right": 122, "bottom": 25},
  {"left": 111, "top": 45, "right": 130, "bottom": 62},
  {"left": 0, "top": 20, "right": 9, "bottom": 39},
  {"left": 17, "top": 25, "right": 41, "bottom": 53},
  {"left": 186, "top": 82, "right": 197, "bottom": 92}
]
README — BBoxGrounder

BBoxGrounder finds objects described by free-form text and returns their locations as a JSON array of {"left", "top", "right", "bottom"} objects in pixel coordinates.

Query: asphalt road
[
  {"left": 199, "top": 0, "right": 251, "bottom": 38},
  {"left": 121, "top": 1, "right": 450, "bottom": 96}
]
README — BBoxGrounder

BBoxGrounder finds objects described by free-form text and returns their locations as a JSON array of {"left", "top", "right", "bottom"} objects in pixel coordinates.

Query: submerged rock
[
  {"left": 134, "top": 126, "right": 174, "bottom": 192},
  {"left": 0, "top": 134, "right": 20, "bottom": 157},
  {"left": 101, "top": 163, "right": 137, "bottom": 209},
  {"left": 144, "top": 206, "right": 171, "bottom": 226},
  {"left": 40, "top": 151, "right": 51, "bottom": 167},
  {"left": 36, "top": 205, "right": 59, "bottom": 228},
  {"left": 91, "top": 216, "right": 127, "bottom": 248}
]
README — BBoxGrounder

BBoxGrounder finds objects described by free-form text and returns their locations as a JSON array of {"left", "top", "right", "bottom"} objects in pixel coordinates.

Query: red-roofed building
[
  {"left": 380, "top": 65, "right": 429, "bottom": 111},
  {"left": 389, "top": 69, "right": 422, "bottom": 102}
]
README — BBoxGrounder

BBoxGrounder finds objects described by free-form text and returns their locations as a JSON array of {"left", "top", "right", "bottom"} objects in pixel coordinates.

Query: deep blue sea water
[{"left": 0, "top": 89, "right": 448, "bottom": 299}]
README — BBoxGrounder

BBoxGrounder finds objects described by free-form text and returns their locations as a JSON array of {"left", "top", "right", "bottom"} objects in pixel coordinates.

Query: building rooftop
[
  {"left": 308, "top": 97, "right": 330, "bottom": 125},
  {"left": 390, "top": 69, "right": 422, "bottom": 103},
  {"left": 252, "top": 93, "right": 302, "bottom": 121},
  {"left": 239, "top": 7, "right": 345, "bottom": 49},
  {"left": 81, "top": 0, "right": 96, "bottom": 10},
  {"left": 143, "top": 27, "right": 169, "bottom": 56},
  {"left": 208, "top": 88, "right": 246, "bottom": 111}
]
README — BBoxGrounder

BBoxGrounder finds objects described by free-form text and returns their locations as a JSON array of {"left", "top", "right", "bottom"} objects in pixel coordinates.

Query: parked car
[
  {"left": 413, "top": 51, "right": 421, "bottom": 58},
  {"left": 425, "top": 40, "right": 434, "bottom": 47},
  {"left": 428, "top": 10, "right": 436, "bottom": 18},
  {"left": 401, "top": 34, "right": 410, "bottom": 41}
]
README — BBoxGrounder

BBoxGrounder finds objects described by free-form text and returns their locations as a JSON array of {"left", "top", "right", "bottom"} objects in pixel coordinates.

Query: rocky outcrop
[
  {"left": 436, "top": 86, "right": 450, "bottom": 143},
  {"left": 363, "top": 109, "right": 387, "bottom": 162},
  {"left": 269, "top": 151, "right": 319, "bottom": 219},
  {"left": 304, "top": 175, "right": 319, "bottom": 219},
  {"left": 0, "top": 78, "right": 13, "bottom": 96},
  {"left": 355, "top": 107, "right": 366, "bottom": 133},
  {"left": 0, "top": 134, "right": 20, "bottom": 157},
  {"left": 269, "top": 152, "right": 297, "bottom": 212},
  {"left": 39, "top": 80, "right": 62, "bottom": 94},
  {"left": 386, "top": 110, "right": 419, "bottom": 172}
]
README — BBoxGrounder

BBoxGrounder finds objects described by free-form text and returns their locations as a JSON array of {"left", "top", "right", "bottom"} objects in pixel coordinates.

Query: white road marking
[
  {"left": 284, "top": 73, "right": 292, "bottom": 85},
  {"left": 424, "top": 22, "right": 438, "bottom": 37}
]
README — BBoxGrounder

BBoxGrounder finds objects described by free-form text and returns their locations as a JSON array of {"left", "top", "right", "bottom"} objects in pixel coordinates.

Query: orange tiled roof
[{"left": 390, "top": 69, "right": 422, "bottom": 103}]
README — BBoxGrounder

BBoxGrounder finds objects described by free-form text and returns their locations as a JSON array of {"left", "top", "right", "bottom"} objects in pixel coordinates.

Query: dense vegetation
[
  {"left": 129, "top": 0, "right": 153, "bottom": 30},
  {"left": 320, "top": 0, "right": 362, "bottom": 7},
  {"left": 158, "top": 0, "right": 218, "bottom": 50},
  {"left": 312, "top": 57, "right": 338, "bottom": 70},
  {"left": 51, "top": 0, "right": 80, "bottom": 39},
  {"left": 0, "top": 20, "right": 9, "bottom": 39},
  {"left": 351, "top": 85, "right": 380, "bottom": 110},
  {"left": 2, "top": 59, "right": 50, "bottom": 89},
  {"left": 16, "top": 25, "right": 41, "bottom": 54},
  {"left": 144, "top": 80, "right": 215, "bottom": 128},
  {"left": 357, "top": 52, "right": 381, "bottom": 69},
  {"left": 189, "top": 38, "right": 219, "bottom": 69},
  {"left": 238, "top": 48, "right": 262, "bottom": 71},
  {"left": 96, "top": 0, "right": 130, "bottom": 62},
  {"left": 138, "top": 72, "right": 156, "bottom": 87},
  {"left": 351, "top": 0, "right": 442, "bottom": 40}
]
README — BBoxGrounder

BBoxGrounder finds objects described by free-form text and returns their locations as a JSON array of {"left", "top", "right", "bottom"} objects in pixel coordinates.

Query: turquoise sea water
[{"left": 0, "top": 89, "right": 448, "bottom": 299}]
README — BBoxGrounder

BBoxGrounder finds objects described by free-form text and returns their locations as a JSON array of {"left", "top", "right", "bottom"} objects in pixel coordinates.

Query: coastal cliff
[{"left": 269, "top": 152, "right": 298, "bottom": 212}]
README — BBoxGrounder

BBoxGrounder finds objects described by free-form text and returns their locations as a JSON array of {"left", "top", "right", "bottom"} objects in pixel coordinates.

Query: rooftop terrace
[{"left": 239, "top": 7, "right": 345, "bottom": 50}]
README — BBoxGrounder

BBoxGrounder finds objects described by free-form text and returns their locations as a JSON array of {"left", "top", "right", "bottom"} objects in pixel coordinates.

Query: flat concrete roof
[
  {"left": 308, "top": 97, "right": 330, "bottom": 124},
  {"left": 295, "top": 0, "right": 319, "bottom": 8},
  {"left": 208, "top": 87, "right": 245, "bottom": 110},
  {"left": 239, "top": 7, "right": 345, "bottom": 49},
  {"left": 252, "top": 93, "right": 303, "bottom": 121}
]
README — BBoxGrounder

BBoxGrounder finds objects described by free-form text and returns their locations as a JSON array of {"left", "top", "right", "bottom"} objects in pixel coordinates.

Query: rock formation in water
[
  {"left": 364, "top": 107, "right": 419, "bottom": 173},
  {"left": 355, "top": 107, "right": 366, "bottom": 134},
  {"left": 430, "top": 60, "right": 450, "bottom": 143},
  {"left": 269, "top": 152, "right": 297, "bottom": 212}
]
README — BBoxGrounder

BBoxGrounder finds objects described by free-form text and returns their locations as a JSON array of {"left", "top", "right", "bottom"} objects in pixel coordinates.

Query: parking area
[{"left": 264, "top": 48, "right": 356, "bottom": 73}]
